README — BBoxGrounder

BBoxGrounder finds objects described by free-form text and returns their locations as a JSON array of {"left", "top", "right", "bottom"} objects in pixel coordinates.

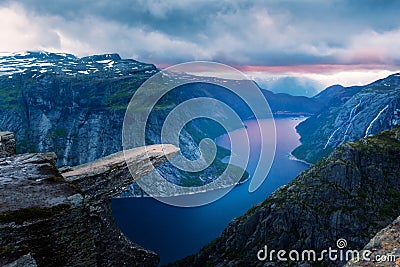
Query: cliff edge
[{"left": 0, "top": 132, "right": 178, "bottom": 267}]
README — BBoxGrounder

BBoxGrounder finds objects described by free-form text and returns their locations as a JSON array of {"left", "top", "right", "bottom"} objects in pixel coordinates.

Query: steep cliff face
[
  {"left": 172, "top": 127, "right": 400, "bottom": 267},
  {"left": 0, "top": 132, "right": 179, "bottom": 266},
  {"left": 0, "top": 52, "right": 326, "bottom": 170},
  {"left": 293, "top": 74, "right": 400, "bottom": 163},
  {"left": 0, "top": 52, "right": 157, "bottom": 167},
  {"left": 63, "top": 144, "right": 179, "bottom": 266}
]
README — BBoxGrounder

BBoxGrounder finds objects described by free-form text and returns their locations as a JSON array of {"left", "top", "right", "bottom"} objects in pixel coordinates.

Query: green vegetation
[
  {"left": 292, "top": 143, "right": 332, "bottom": 164},
  {"left": 350, "top": 127, "right": 400, "bottom": 155},
  {"left": 17, "top": 138, "right": 38, "bottom": 154},
  {"left": 0, "top": 80, "right": 22, "bottom": 109},
  {"left": 0, "top": 243, "right": 30, "bottom": 261},
  {"left": 100, "top": 78, "right": 145, "bottom": 111},
  {"left": 292, "top": 106, "right": 342, "bottom": 164},
  {"left": 0, "top": 204, "right": 71, "bottom": 225},
  {"left": 0, "top": 245, "right": 16, "bottom": 257},
  {"left": 50, "top": 128, "right": 68, "bottom": 139}
]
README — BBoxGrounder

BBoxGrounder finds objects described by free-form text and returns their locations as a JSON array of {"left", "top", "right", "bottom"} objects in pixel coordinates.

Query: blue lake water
[{"left": 112, "top": 118, "right": 309, "bottom": 265}]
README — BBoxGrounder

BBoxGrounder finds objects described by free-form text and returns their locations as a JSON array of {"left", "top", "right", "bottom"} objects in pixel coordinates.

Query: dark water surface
[{"left": 112, "top": 118, "right": 309, "bottom": 265}]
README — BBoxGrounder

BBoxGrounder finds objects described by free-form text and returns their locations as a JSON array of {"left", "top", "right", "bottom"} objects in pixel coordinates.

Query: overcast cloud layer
[
  {"left": 1, "top": 0, "right": 400, "bottom": 67},
  {"left": 1, "top": 0, "right": 400, "bottom": 94}
]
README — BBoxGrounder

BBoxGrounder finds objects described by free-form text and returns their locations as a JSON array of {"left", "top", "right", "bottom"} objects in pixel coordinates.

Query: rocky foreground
[
  {"left": 345, "top": 215, "right": 400, "bottom": 267},
  {"left": 0, "top": 131, "right": 178, "bottom": 266},
  {"left": 171, "top": 127, "right": 400, "bottom": 266}
]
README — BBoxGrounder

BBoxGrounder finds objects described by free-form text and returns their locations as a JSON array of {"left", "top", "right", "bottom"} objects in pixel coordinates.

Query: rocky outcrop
[
  {"left": 172, "top": 127, "right": 400, "bottom": 266},
  {"left": 0, "top": 137, "right": 179, "bottom": 266},
  {"left": 0, "top": 152, "right": 97, "bottom": 266},
  {"left": 0, "top": 132, "right": 16, "bottom": 157},
  {"left": 293, "top": 73, "right": 400, "bottom": 163},
  {"left": 63, "top": 144, "right": 179, "bottom": 266},
  {"left": 346, "top": 216, "right": 400, "bottom": 266}
]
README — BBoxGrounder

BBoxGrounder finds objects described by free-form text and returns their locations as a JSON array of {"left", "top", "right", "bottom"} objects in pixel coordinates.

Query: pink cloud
[{"left": 235, "top": 64, "right": 400, "bottom": 74}]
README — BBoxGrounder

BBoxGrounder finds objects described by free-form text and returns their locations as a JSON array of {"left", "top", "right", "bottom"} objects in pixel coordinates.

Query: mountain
[
  {"left": 0, "top": 51, "right": 328, "bottom": 191},
  {"left": 0, "top": 51, "right": 157, "bottom": 166},
  {"left": 171, "top": 126, "right": 400, "bottom": 266},
  {"left": 292, "top": 74, "right": 400, "bottom": 163},
  {"left": 0, "top": 51, "right": 324, "bottom": 166},
  {"left": 262, "top": 89, "right": 324, "bottom": 116}
]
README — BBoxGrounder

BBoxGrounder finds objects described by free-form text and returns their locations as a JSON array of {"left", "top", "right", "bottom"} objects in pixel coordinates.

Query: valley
[{"left": 1, "top": 52, "right": 399, "bottom": 267}]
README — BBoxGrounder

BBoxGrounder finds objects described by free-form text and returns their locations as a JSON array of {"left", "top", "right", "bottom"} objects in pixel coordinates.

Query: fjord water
[{"left": 112, "top": 118, "right": 309, "bottom": 265}]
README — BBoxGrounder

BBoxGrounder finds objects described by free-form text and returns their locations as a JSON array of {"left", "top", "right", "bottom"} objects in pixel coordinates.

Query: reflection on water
[{"left": 112, "top": 118, "right": 309, "bottom": 265}]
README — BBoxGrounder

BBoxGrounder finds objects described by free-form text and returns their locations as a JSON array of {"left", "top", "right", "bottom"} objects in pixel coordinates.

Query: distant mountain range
[
  {"left": 292, "top": 73, "right": 400, "bottom": 163},
  {"left": 0, "top": 51, "right": 157, "bottom": 166},
  {"left": 254, "top": 76, "right": 321, "bottom": 97},
  {"left": 0, "top": 52, "right": 248, "bottom": 188},
  {"left": 1, "top": 51, "right": 399, "bottom": 187},
  {"left": 0, "top": 51, "right": 326, "bottom": 167}
]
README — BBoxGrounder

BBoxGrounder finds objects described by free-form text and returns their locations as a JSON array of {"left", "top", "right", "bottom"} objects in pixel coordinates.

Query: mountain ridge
[
  {"left": 0, "top": 51, "right": 325, "bottom": 168},
  {"left": 170, "top": 126, "right": 400, "bottom": 266},
  {"left": 293, "top": 73, "right": 400, "bottom": 163}
]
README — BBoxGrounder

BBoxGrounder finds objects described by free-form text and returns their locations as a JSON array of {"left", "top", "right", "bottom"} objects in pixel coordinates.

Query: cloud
[
  {"left": 339, "top": 29, "right": 400, "bottom": 65},
  {"left": 248, "top": 68, "right": 396, "bottom": 95},
  {"left": 0, "top": 4, "right": 61, "bottom": 52},
  {"left": 0, "top": 0, "right": 400, "bottom": 69},
  {"left": 252, "top": 75, "right": 322, "bottom": 97},
  {"left": 0, "top": 2, "right": 214, "bottom": 62}
]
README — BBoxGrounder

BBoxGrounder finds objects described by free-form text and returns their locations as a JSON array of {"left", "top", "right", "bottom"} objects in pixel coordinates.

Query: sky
[{"left": 0, "top": 0, "right": 400, "bottom": 95}]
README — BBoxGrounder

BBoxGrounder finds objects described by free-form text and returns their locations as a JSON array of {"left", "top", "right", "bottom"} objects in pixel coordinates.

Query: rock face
[
  {"left": 0, "top": 51, "right": 328, "bottom": 192},
  {"left": 0, "top": 51, "right": 326, "bottom": 170},
  {"left": 0, "top": 153, "right": 97, "bottom": 266},
  {"left": 0, "top": 52, "right": 157, "bottom": 167},
  {"left": 293, "top": 73, "right": 400, "bottom": 163},
  {"left": 0, "top": 132, "right": 16, "bottom": 157},
  {"left": 172, "top": 127, "right": 400, "bottom": 267},
  {"left": 0, "top": 52, "right": 247, "bottom": 189},
  {"left": 63, "top": 144, "right": 179, "bottom": 266},
  {"left": 0, "top": 137, "right": 179, "bottom": 266},
  {"left": 345, "top": 216, "right": 400, "bottom": 267}
]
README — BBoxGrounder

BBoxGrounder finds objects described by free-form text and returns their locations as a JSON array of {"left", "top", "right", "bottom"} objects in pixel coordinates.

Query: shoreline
[
  {"left": 287, "top": 151, "right": 312, "bottom": 166},
  {"left": 123, "top": 116, "right": 310, "bottom": 199},
  {"left": 120, "top": 175, "right": 249, "bottom": 199}
]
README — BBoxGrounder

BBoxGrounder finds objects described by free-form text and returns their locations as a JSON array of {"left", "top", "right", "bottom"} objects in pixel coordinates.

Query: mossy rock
[{"left": 0, "top": 204, "right": 71, "bottom": 225}]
